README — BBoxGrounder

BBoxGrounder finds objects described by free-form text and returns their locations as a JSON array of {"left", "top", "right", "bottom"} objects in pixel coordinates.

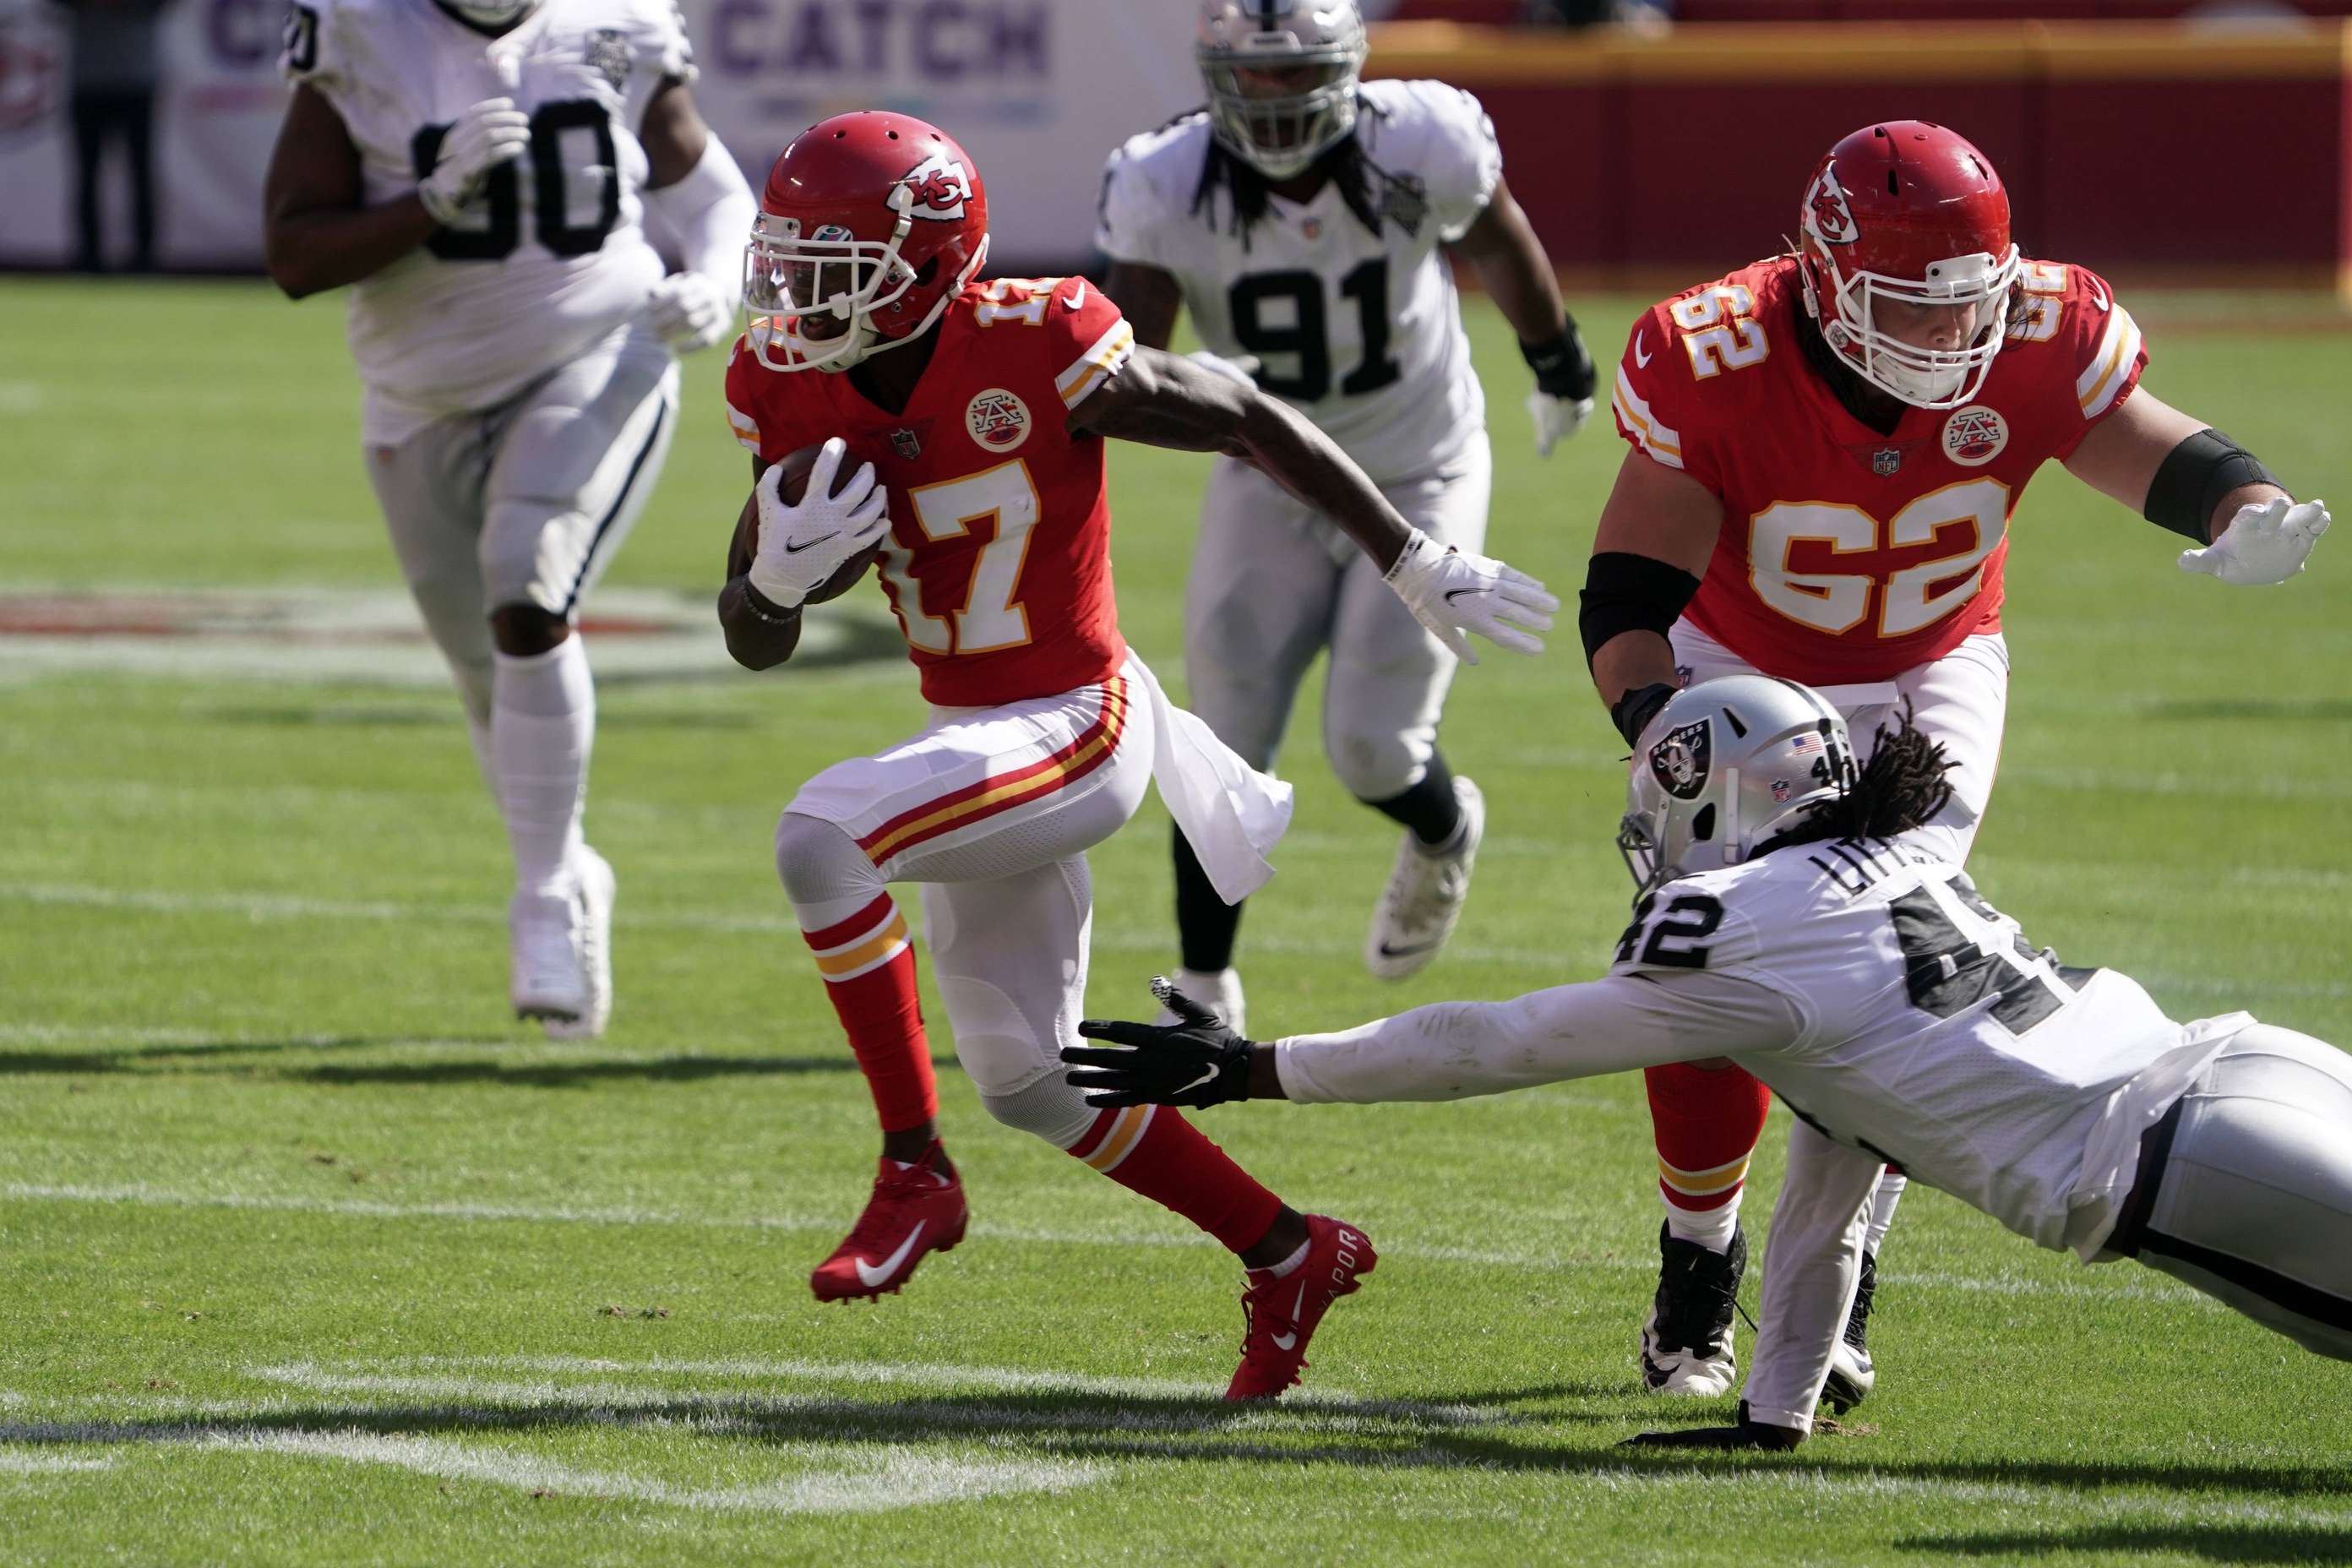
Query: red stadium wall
[{"left": 1368, "top": 19, "right": 2352, "bottom": 291}]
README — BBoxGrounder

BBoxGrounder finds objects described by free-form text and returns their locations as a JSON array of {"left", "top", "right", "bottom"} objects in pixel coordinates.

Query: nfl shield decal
[
  {"left": 1941, "top": 405, "right": 2009, "bottom": 467},
  {"left": 1650, "top": 720, "right": 1712, "bottom": 802},
  {"left": 965, "top": 389, "right": 1031, "bottom": 453}
]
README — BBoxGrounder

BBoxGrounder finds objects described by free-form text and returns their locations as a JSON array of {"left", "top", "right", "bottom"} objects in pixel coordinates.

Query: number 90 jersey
[
  {"left": 282, "top": 0, "right": 689, "bottom": 441},
  {"left": 1612, "top": 256, "right": 2146, "bottom": 683},
  {"left": 1096, "top": 79, "right": 1500, "bottom": 487},
  {"left": 723, "top": 278, "right": 1137, "bottom": 710}
]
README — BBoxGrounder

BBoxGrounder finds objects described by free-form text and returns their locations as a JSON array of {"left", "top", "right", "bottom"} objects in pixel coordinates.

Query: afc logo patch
[
  {"left": 1942, "top": 405, "right": 2009, "bottom": 466},
  {"left": 965, "top": 388, "right": 1031, "bottom": 453},
  {"left": 1805, "top": 166, "right": 1857, "bottom": 244},
  {"left": 1650, "top": 719, "right": 1712, "bottom": 802},
  {"left": 896, "top": 152, "right": 973, "bottom": 221}
]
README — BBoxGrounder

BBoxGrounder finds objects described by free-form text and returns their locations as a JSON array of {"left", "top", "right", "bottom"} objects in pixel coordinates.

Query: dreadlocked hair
[
  {"left": 1190, "top": 101, "right": 1386, "bottom": 249},
  {"left": 1774, "top": 700, "right": 1959, "bottom": 848}
]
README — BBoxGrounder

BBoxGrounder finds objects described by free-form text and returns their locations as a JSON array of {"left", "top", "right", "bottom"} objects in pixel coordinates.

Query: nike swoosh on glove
[
  {"left": 416, "top": 97, "right": 531, "bottom": 226},
  {"left": 1064, "top": 977, "right": 1254, "bottom": 1109},
  {"left": 745, "top": 437, "right": 890, "bottom": 610},
  {"left": 1382, "top": 529, "right": 1559, "bottom": 665},
  {"left": 647, "top": 273, "right": 736, "bottom": 355},
  {"left": 1527, "top": 389, "right": 1594, "bottom": 458},
  {"left": 2179, "top": 496, "right": 2330, "bottom": 585}
]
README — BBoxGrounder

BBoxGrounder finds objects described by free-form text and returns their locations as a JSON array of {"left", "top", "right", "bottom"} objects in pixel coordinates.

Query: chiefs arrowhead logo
[
  {"left": 1805, "top": 166, "right": 1858, "bottom": 245},
  {"left": 893, "top": 152, "right": 973, "bottom": 221}
]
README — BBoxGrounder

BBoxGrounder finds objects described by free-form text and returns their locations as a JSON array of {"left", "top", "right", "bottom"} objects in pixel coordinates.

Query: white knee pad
[
  {"left": 774, "top": 811, "right": 883, "bottom": 913},
  {"left": 977, "top": 1071, "right": 1098, "bottom": 1150},
  {"left": 934, "top": 973, "right": 1056, "bottom": 1099},
  {"left": 1327, "top": 727, "right": 1429, "bottom": 804}
]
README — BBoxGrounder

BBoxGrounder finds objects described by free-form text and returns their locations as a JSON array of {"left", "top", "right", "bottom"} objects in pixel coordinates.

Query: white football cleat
[
  {"left": 510, "top": 846, "right": 614, "bottom": 1040},
  {"left": 1157, "top": 966, "right": 1245, "bottom": 1038},
  {"left": 1364, "top": 776, "right": 1484, "bottom": 981}
]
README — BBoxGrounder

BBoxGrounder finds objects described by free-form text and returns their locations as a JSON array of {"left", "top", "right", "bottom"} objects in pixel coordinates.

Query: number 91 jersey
[
  {"left": 281, "top": 0, "right": 689, "bottom": 438},
  {"left": 1611, "top": 255, "right": 2146, "bottom": 683},
  {"left": 723, "top": 278, "right": 1137, "bottom": 710},
  {"left": 1096, "top": 79, "right": 1500, "bottom": 487}
]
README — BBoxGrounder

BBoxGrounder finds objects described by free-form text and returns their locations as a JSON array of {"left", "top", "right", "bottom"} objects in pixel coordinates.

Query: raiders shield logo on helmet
[{"left": 1650, "top": 720, "right": 1712, "bottom": 802}]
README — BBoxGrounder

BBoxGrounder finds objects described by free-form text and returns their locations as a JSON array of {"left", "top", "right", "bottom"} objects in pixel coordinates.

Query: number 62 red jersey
[
  {"left": 1611, "top": 254, "right": 2145, "bottom": 683},
  {"left": 724, "top": 276, "right": 1137, "bottom": 707}
]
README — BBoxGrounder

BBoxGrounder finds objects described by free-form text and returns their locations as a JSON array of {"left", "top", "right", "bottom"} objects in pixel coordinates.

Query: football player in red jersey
[
  {"left": 1580, "top": 121, "right": 2329, "bottom": 1406},
  {"left": 717, "top": 112, "right": 1555, "bottom": 1398}
]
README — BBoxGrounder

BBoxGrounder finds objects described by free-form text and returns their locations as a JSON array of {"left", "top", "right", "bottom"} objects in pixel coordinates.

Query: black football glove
[
  {"left": 1064, "top": 976, "right": 1255, "bottom": 1109},
  {"left": 1620, "top": 1402, "right": 1805, "bottom": 1451}
]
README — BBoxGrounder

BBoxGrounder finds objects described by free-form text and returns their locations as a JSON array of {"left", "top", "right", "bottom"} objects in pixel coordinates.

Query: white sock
[
  {"left": 1863, "top": 1171, "right": 1907, "bottom": 1257},
  {"left": 465, "top": 715, "right": 497, "bottom": 795},
  {"left": 493, "top": 637, "right": 595, "bottom": 899},
  {"left": 1250, "top": 1237, "right": 1311, "bottom": 1281},
  {"left": 1664, "top": 1198, "right": 1740, "bottom": 1255}
]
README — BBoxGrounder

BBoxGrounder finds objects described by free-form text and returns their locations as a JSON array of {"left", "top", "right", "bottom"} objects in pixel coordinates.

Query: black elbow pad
[
  {"left": 2144, "top": 427, "right": 2280, "bottom": 542},
  {"left": 1579, "top": 551, "right": 1701, "bottom": 668}
]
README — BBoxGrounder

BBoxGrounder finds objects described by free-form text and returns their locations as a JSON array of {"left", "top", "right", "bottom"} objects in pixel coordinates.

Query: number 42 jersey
[
  {"left": 281, "top": 0, "right": 691, "bottom": 442},
  {"left": 1612, "top": 255, "right": 2147, "bottom": 684},
  {"left": 723, "top": 278, "right": 1138, "bottom": 710}
]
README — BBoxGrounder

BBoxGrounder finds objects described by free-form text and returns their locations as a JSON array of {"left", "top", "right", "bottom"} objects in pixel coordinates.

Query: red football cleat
[
  {"left": 1226, "top": 1214, "right": 1377, "bottom": 1400},
  {"left": 809, "top": 1141, "right": 968, "bottom": 1304}
]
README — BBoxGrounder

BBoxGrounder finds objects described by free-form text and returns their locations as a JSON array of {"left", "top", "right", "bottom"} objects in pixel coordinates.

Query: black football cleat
[
  {"left": 1639, "top": 1221, "right": 1745, "bottom": 1396},
  {"left": 1623, "top": 1402, "right": 1805, "bottom": 1451},
  {"left": 1824, "top": 1248, "right": 1878, "bottom": 1413}
]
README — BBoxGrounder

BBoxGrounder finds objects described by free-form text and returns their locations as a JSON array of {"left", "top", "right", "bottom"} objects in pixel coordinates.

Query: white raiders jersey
[
  {"left": 282, "top": 0, "right": 691, "bottom": 442},
  {"left": 1096, "top": 79, "right": 1500, "bottom": 487},
  {"left": 1611, "top": 838, "right": 2251, "bottom": 1257}
]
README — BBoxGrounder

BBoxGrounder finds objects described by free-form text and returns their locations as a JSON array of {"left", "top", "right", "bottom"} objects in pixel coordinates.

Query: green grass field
[{"left": 0, "top": 275, "right": 2348, "bottom": 1565}]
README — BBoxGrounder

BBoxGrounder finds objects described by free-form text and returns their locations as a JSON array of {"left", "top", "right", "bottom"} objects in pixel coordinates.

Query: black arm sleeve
[
  {"left": 1578, "top": 550, "right": 1701, "bottom": 668},
  {"left": 2143, "top": 427, "right": 2281, "bottom": 543}
]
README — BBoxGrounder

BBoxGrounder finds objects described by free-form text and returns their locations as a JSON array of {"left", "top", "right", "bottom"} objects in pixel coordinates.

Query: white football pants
[
  {"left": 367, "top": 323, "right": 678, "bottom": 726},
  {"left": 772, "top": 667, "right": 1156, "bottom": 1150},
  {"left": 1184, "top": 433, "right": 1489, "bottom": 803},
  {"left": 1745, "top": 1023, "right": 2352, "bottom": 1432},
  {"left": 1669, "top": 620, "right": 2010, "bottom": 867}
]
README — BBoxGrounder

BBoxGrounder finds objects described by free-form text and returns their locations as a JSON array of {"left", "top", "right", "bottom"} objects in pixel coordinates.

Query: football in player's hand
[{"left": 727, "top": 440, "right": 886, "bottom": 606}]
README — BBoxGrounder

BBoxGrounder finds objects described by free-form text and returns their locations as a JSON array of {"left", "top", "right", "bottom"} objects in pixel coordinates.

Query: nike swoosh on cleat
[
  {"left": 854, "top": 1221, "right": 926, "bottom": 1288},
  {"left": 781, "top": 531, "right": 841, "bottom": 554},
  {"left": 1376, "top": 939, "right": 1443, "bottom": 959},
  {"left": 1634, "top": 330, "right": 1652, "bottom": 368},
  {"left": 1266, "top": 1281, "right": 1308, "bottom": 1350}
]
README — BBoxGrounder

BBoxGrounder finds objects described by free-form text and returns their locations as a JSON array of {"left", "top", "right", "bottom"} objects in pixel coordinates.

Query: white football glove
[
  {"left": 745, "top": 438, "right": 890, "bottom": 611},
  {"left": 2178, "top": 496, "right": 2330, "bottom": 586},
  {"left": 1383, "top": 528, "right": 1559, "bottom": 665},
  {"left": 1527, "top": 389, "right": 1595, "bottom": 459},
  {"left": 416, "top": 97, "right": 531, "bottom": 225},
  {"left": 647, "top": 272, "right": 735, "bottom": 355}
]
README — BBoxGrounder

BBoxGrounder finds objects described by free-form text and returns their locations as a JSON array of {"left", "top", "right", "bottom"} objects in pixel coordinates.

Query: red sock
[
  {"left": 1645, "top": 1061, "right": 1772, "bottom": 1222},
  {"left": 1067, "top": 1105, "right": 1282, "bottom": 1254},
  {"left": 803, "top": 893, "right": 936, "bottom": 1134}
]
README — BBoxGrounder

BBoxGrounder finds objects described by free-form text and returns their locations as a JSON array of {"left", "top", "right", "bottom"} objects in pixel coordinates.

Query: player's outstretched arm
[
  {"left": 263, "top": 84, "right": 444, "bottom": 298},
  {"left": 1582, "top": 450, "right": 1725, "bottom": 743},
  {"left": 1443, "top": 177, "right": 1597, "bottom": 458},
  {"left": 1068, "top": 346, "right": 1557, "bottom": 661},
  {"left": 1100, "top": 263, "right": 1184, "bottom": 352},
  {"left": 2064, "top": 388, "right": 2329, "bottom": 584}
]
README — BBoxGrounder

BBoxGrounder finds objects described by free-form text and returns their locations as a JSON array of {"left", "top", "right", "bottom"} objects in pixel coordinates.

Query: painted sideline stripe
[
  {"left": 0, "top": 882, "right": 799, "bottom": 936},
  {"left": 0, "top": 1183, "right": 2209, "bottom": 1302}
]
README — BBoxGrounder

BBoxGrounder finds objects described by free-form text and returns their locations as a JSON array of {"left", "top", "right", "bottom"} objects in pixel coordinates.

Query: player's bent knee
[
  {"left": 977, "top": 1071, "right": 1097, "bottom": 1149},
  {"left": 1331, "top": 735, "right": 1427, "bottom": 804},
  {"left": 773, "top": 812, "right": 880, "bottom": 906},
  {"left": 933, "top": 975, "right": 1055, "bottom": 1097},
  {"left": 489, "top": 602, "right": 571, "bottom": 657}
]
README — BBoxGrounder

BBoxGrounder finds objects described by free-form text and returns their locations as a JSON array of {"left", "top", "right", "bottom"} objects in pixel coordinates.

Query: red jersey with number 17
[
  {"left": 723, "top": 276, "right": 1137, "bottom": 707},
  {"left": 1610, "top": 255, "right": 2146, "bottom": 683}
]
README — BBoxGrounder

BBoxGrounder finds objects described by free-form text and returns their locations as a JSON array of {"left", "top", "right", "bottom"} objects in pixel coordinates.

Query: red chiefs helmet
[
  {"left": 742, "top": 112, "right": 990, "bottom": 373},
  {"left": 1795, "top": 122, "right": 2021, "bottom": 409}
]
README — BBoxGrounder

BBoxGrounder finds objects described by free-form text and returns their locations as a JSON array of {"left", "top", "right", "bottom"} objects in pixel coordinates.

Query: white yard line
[
  {"left": 0, "top": 1450, "right": 113, "bottom": 1474},
  {"left": 0, "top": 1182, "right": 2208, "bottom": 1301},
  {"left": 259, "top": 1356, "right": 1219, "bottom": 1403}
]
